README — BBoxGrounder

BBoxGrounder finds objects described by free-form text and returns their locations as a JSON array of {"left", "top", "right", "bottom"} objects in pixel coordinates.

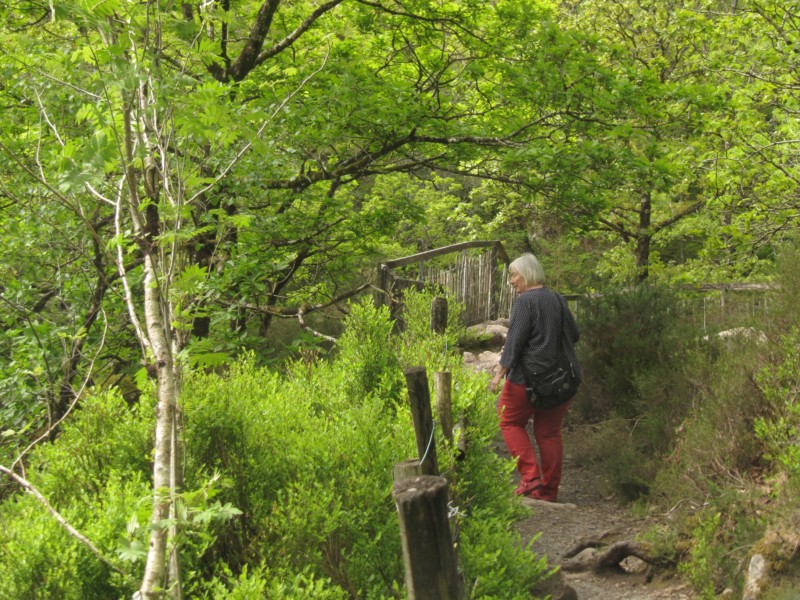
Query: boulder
[
  {"left": 463, "top": 350, "right": 501, "bottom": 375},
  {"left": 466, "top": 320, "right": 509, "bottom": 347}
]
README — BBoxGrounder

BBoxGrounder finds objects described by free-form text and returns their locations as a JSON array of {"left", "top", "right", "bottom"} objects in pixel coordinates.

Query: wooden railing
[{"left": 376, "top": 241, "right": 511, "bottom": 325}]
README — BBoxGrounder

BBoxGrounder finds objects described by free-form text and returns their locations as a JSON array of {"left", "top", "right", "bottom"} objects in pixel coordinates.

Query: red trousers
[{"left": 498, "top": 380, "right": 570, "bottom": 501}]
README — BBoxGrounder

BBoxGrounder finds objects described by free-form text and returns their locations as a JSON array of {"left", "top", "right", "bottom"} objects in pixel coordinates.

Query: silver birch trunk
[
  {"left": 137, "top": 252, "right": 180, "bottom": 599},
  {"left": 119, "top": 85, "right": 185, "bottom": 598}
]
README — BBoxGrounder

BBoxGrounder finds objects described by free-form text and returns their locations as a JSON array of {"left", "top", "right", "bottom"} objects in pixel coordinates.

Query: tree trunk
[
  {"left": 635, "top": 191, "right": 652, "bottom": 283},
  {"left": 120, "top": 82, "right": 184, "bottom": 598},
  {"left": 139, "top": 250, "right": 182, "bottom": 600}
]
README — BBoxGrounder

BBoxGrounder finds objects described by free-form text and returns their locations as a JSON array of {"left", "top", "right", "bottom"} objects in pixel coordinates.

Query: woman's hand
[{"left": 490, "top": 366, "right": 506, "bottom": 393}]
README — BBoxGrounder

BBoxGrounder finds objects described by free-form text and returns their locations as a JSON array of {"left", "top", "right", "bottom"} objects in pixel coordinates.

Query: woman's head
[{"left": 509, "top": 253, "right": 545, "bottom": 288}]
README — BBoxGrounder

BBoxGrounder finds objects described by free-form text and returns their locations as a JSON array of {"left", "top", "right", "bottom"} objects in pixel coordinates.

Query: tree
[
  {"left": 0, "top": 0, "right": 571, "bottom": 595},
  {"left": 489, "top": 0, "right": 733, "bottom": 283}
]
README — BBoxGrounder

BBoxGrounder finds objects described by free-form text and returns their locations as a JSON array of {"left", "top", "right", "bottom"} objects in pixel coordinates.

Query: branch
[
  {"left": 597, "top": 216, "right": 633, "bottom": 241},
  {"left": 297, "top": 306, "right": 338, "bottom": 343},
  {"left": 186, "top": 46, "right": 330, "bottom": 205},
  {"left": 113, "top": 175, "right": 149, "bottom": 357},
  {"left": 255, "top": 0, "right": 346, "bottom": 65},
  {"left": 0, "top": 463, "right": 128, "bottom": 577},
  {"left": 11, "top": 309, "right": 109, "bottom": 472},
  {"left": 236, "top": 282, "right": 376, "bottom": 316},
  {"left": 651, "top": 199, "right": 706, "bottom": 234}
]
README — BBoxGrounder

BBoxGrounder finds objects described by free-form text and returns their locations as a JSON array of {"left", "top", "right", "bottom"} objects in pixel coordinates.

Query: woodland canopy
[{"left": 1, "top": 0, "right": 800, "bottom": 598}]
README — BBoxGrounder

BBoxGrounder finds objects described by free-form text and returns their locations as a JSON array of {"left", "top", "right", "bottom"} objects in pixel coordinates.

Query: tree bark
[
  {"left": 138, "top": 249, "right": 181, "bottom": 600},
  {"left": 635, "top": 191, "right": 652, "bottom": 283}
]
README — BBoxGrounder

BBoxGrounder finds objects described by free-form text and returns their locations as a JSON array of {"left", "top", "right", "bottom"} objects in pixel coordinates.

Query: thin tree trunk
[
  {"left": 120, "top": 85, "right": 184, "bottom": 598},
  {"left": 635, "top": 191, "right": 652, "bottom": 283},
  {"left": 138, "top": 250, "right": 180, "bottom": 599}
]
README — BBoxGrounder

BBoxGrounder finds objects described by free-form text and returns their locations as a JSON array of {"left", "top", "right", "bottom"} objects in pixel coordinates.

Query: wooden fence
[
  {"left": 376, "top": 240, "right": 512, "bottom": 326},
  {"left": 376, "top": 242, "right": 772, "bottom": 332}
]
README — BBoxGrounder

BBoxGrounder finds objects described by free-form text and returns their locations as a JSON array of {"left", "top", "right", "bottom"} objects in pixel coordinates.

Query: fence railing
[
  {"left": 376, "top": 242, "right": 773, "bottom": 331},
  {"left": 376, "top": 241, "right": 511, "bottom": 326}
]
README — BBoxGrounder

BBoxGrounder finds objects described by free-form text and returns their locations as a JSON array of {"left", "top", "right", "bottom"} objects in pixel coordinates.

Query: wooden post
[
  {"left": 430, "top": 296, "right": 448, "bottom": 334},
  {"left": 453, "top": 416, "right": 466, "bottom": 462},
  {"left": 393, "top": 476, "right": 463, "bottom": 600},
  {"left": 393, "top": 459, "right": 422, "bottom": 482},
  {"left": 375, "top": 264, "right": 390, "bottom": 308},
  {"left": 488, "top": 246, "right": 498, "bottom": 320},
  {"left": 404, "top": 367, "right": 439, "bottom": 476},
  {"left": 434, "top": 372, "right": 453, "bottom": 446}
]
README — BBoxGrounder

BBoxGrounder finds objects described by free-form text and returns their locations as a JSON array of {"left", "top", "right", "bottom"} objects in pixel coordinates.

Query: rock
[
  {"left": 463, "top": 350, "right": 501, "bottom": 374},
  {"left": 742, "top": 553, "right": 769, "bottom": 600},
  {"left": 620, "top": 555, "right": 649, "bottom": 574},
  {"left": 466, "top": 320, "right": 509, "bottom": 347},
  {"left": 703, "top": 327, "right": 767, "bottom": 345}
]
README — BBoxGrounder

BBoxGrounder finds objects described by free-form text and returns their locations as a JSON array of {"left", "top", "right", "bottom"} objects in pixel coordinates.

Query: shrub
[
  {"left": 0, "top": 390, "right": 150, "bottom": 599},
  {"left": 571, "top": 284, "right": 701, "bottom": 498},
  {"left": 0, "top": 289, "right": 551, "bottom": 598},
  {"left": 577, "top": 284, "right": 694, "bottom": 420}
]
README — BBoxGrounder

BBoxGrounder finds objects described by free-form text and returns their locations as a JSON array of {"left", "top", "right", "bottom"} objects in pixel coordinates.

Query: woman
[{"left": 490, "top": 253, "right": 581, "bottom": 502}]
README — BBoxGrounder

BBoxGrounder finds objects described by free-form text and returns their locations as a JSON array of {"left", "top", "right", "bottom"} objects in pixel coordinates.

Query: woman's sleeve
[{"left": 500, "top": 300, "right": 534, "bottom": 369}]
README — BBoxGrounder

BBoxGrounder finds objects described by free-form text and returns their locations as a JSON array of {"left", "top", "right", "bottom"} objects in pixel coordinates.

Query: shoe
[
  {"left": 527, "top": 488, "right": 557, "bottom": 502},
  {"left": 514, "top": 478, "right": 542, "bottom": 496}
]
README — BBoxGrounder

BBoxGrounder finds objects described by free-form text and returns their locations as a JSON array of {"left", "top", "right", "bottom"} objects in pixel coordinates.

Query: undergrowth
[
  {"left": 573, "top": 242, "right": 800, "bottom": 597},
  {"left": 0, "top": 292, "right": 548, "bottom": 598}
]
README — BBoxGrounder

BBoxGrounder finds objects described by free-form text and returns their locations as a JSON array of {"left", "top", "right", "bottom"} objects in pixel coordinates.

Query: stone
[{"left": 742, "top": 553, "right": 769, "bottom": 600}]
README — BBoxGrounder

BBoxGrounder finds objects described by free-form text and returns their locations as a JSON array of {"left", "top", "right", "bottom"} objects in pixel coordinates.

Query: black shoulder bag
[{"left": 523, "top": 295, "right": 580, "bottom": 410}]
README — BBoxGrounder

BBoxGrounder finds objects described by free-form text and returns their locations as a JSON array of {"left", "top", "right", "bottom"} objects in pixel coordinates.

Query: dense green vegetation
[
  {"left": 572, "top": 245, "right": 800, "bottom": 599},
  {"left": 0, "top": 295, "right": 549, "bottom": 598},
  {"left": 2, "top": 0, "right": 800, "bottom": 597}
]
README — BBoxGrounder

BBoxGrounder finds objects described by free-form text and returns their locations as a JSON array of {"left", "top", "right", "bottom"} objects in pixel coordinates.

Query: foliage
[
  {"left": 753, "top": 331, "right": 800, "bottom": 478},
  {"left": 0, "top": 291, "right": 548, "bottom": 597},
  {"left": 620, "top": 242, "right": 800, "bottom": 596},
  {"left": 576, "top": 284, "right": 694, "bottom": 420},
  {"left": 678, "top": 512, "right": 723, "bottom": 599},
  {"left": 330, "top": 299, "right": 404, "bottom": 401},
  {"left": 398, "top": 288, "right": 467, "bottom": 372},
  {"left": 0, "top": 391, "right": 152, "bottom": 598},
  {"left": 4, "top": 0, "right": 800, "bottom": 595}
]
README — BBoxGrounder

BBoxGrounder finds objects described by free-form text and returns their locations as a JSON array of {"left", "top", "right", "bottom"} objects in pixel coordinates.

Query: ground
[
  {"left": 464, "top": 328, "right": 697, "bottom": 599},
  {"left": 509, "top": 424, "right": 696, "bottom": 600}
]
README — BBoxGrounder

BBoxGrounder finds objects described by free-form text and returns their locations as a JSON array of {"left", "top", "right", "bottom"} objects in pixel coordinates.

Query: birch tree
[{"left": 1, "top": 0, "right": 574, "bottom": 595}]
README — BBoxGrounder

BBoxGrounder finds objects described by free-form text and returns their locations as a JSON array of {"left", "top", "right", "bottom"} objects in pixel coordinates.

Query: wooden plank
[{"left": 383, "top": 240, "right": 509, "bottom": 269}]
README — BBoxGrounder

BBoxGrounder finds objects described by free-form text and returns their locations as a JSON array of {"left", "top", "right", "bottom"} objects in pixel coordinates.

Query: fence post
[
  {"left": 393, "top": 476, "right": 463, "bottom": 600},
  {"left": 488, "top": 246, "right": 498, "bottom": 320},
  {"left": 404, "top": 367, "right": 439, "bottom": 476},
  {"left": 375, "top": 264, "right": 389, "bottom": 307},
  {"left": 393, "top": 459, "right": 422, "bottom": 482},
  {"left": 431, "top": 296, "right": 448, "bottom": 334},
  {"left": 434, "top": 372, "right": 453, "bottom": 446}
]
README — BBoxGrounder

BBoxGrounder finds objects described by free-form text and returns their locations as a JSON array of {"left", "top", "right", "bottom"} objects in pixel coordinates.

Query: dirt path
[
  {"left": 510, "top": 427, "right": 695, "bottom": 600},
  {"left": 465, "top": 336, "right": 695, "bottom": 599}
]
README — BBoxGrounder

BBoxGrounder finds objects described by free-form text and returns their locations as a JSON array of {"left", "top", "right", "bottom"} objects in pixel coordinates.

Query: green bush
[
  {"left": 571, "top": 284, "right": 701, "bottom": 499},
  {"left": 577, "top": 284, "right": 694, "bottom": 420},
  {"left": 0, "top": 391, "right": 150, "bottom": 599},
  {"left": 0, "top": 291, "right": 551, "bottom": 598}
]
